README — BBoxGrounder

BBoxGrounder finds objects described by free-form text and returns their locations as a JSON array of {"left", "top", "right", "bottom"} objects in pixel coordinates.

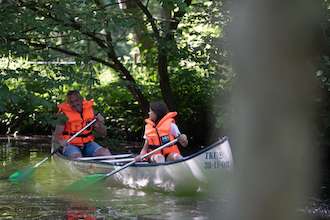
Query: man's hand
[
  {"left": 54, "top": 124, "right": 70, "bottom": 152},
  {"left": 95, "top": 113, "right": 105, "bottom": 123},
  {"left": 94, "top": 113, "right": 107, "bottom": 137}
]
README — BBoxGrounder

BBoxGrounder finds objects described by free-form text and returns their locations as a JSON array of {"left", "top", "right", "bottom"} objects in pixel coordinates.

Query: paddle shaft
[
  {"left": 76, "top": 154, "right": 133, "bottom": 161},
  {"left": 100, "top": 158, "right": 134, "bottom": 163},
  {"left": 105, "top": 138, "right": 178, "bottom": 177},
  {"left": 34, "top": 118, "right": 97, "bottom": 168}
]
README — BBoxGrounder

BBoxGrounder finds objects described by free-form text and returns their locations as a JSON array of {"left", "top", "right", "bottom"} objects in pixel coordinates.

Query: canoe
[{"left": 52, "top": 137, "right": 233, "bottom": 193}]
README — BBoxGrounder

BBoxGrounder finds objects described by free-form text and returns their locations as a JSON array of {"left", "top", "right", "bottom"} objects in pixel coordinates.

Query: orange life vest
[
  {"left": 58, "top": 99, "right": 95, "bottom": 146},
  {"left": 144, "top": 112, "right": 180, "bottom": 155}
]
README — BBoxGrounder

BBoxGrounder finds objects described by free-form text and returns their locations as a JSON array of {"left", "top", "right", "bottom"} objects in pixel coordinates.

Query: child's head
[{"left": 149, "top": 101, "right": 169, "bottom": 123}]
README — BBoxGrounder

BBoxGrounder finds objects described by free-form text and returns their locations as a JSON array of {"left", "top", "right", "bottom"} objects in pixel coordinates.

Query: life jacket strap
[{"left": 62, "top": 131, "right": 93, "bottom": 138}]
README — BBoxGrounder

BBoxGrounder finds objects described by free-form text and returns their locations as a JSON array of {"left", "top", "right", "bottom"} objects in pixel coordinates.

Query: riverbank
[{"left": 0, "top": 135, "right": 142, "bottom": 155}]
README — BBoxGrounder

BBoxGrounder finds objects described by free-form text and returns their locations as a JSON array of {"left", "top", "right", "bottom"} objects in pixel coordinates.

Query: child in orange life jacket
[{"left": 135, "top": 101, "right": 188, "bottom": 163}]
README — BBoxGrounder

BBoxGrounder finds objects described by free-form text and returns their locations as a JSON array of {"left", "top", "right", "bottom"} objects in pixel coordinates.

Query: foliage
[
  {"left": 0, "top": 0, "right": 233, "bottom": 147},
  {"left": 0, "top": 58, "right": 93, "bottom": 134},
  {"left": 0, "top": 0, "right": 329, "bottom": 151}
]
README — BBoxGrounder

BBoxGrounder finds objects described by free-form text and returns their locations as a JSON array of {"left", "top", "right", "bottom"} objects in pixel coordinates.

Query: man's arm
[
  {"left": 54, "top": 124, "right": 68, "bottom": 147},
  {"left": 53, "top": 112, "right": 68, "bottom": 147}
]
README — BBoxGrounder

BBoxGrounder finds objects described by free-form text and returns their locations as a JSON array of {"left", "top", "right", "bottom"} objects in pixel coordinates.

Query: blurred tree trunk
[{"left": 221, "top": 1, "right": 322, "bottom": 220}]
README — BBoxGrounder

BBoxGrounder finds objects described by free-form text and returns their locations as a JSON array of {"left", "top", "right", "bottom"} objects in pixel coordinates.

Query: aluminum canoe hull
[{"left": 53, "top": 137, "right": 233, "bottom": 192}]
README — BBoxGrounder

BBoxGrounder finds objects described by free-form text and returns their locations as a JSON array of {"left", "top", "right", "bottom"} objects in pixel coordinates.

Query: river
[
  {"left": 0, "top": 136, "right": 329, "bottom": 219},
  {"left": 0, "top": 136, "right": 222, "bottom": 219}
]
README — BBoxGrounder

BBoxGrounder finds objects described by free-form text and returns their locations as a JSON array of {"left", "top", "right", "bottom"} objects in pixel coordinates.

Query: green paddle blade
[
  {"left": 64, "top": 173, "right": 106, "bottom": 192},
  {"left": 9, "top": 166, "right": 35, "bottom": 183}
]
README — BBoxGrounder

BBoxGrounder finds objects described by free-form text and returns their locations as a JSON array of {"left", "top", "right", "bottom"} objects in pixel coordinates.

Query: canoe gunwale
[{"left": 54, "top": 136, "right": 229, "bottom": 168}]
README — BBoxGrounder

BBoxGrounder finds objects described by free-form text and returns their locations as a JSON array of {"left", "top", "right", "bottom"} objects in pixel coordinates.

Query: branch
[
  {"left": 48, "top": 45, "right": 116, "bottom": 69},
  {"left": 134, "top": 0, "right": 160, "bottom": 40},
  {"left": 173, "top": 0, "right": 192, "bottom": 19},
  {"left": 171, "top": 0, "right": 192, "bottom": 30},
  {"left": 18, "top": 39, "right": 117, "bottom": 69},
  {"left": 94, "top": 0, "right": 130, "bottom": 11},
  {"left": 19, "top": 0, "right": 115, "bottom": 56}
]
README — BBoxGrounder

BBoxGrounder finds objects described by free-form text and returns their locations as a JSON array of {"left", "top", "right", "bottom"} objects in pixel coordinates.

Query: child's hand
[
  {"left": 178, "top": 134, "right": 188, "bottom": 147},
  {"left": 135, "top": 149, "right": 147, "bottom": 162}
]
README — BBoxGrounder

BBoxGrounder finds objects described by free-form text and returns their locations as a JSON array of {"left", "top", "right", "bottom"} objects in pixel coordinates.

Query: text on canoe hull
[{"left": 204, "top": 151, "right": 231, "bottom": 169}]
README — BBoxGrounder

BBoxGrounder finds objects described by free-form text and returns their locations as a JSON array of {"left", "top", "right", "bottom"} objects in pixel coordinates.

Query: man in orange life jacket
[{"left": 54, "top": 90, "right": 111, "bottom": 159}]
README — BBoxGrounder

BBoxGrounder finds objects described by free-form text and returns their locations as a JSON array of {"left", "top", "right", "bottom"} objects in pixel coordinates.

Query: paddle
[
  {"left": 76, "top": 154, "right": 133, "bottom": 161},
  {"left": 9, "top": 118, "right": 97, "bottom": 183},
  {"left": 65, "top": 138, "right": 178, "bottom": 192},
  {"left": 99, "top": 158, "right": 135, "bottom": 163}
]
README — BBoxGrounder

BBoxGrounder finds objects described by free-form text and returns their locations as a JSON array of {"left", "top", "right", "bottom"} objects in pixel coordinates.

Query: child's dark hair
[{"left": 149, "top": 100, "right": 169, "bottom": 123}]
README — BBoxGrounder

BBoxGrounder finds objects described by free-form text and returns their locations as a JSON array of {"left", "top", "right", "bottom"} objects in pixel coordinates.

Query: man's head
[{"left": 67, "top": 90, "right": 83, "bottom": 113}]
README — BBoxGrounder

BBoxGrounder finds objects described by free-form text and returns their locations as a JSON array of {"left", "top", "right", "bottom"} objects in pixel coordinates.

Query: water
[
  {"left": 0, "top": 136, "right": 219, "bottom": 220},
  {"left": 0, "top": 136, "right": 329, "bottom": 219}
]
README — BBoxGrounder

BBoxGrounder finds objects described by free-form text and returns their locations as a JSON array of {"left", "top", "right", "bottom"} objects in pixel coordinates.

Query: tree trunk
[
  {"left": 113, "top": 58, "right": 149, "bottom": 115},
  {"left": 157, "top": 48, "right": 175, "bottom": 111},
  {"left": 122, "top": 0, "right": 154, "bottom": 63},
  {"left": 127, "top": 0, "right": 174, "bottom": 110},
  {"left": 94, "top": 0, "right": 150, "bottom": 115},
  {"left": 157, "top": 6, "right": 176, "bottom": 111}
]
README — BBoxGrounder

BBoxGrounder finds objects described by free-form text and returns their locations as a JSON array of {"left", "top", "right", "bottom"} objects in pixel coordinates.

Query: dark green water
[{"left": 0, "top": 137, "right": 220, "bottom": 220}]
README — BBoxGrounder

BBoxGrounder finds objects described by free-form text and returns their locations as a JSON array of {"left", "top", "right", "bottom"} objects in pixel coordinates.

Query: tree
[
  {"left": 0, "top": 0, "right": 233, "bottom": 145},
  {"left": 0, "top": 0, "right": 196, "bottom": 114}
]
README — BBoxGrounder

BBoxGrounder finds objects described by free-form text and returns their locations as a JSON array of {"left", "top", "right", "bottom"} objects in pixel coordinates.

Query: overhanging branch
[
  {"left": 24, "top": 40, "right": 117, "bottom": 69},
  {"left": 134, "top": 0, "right": 160, "bottom": 40}
]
